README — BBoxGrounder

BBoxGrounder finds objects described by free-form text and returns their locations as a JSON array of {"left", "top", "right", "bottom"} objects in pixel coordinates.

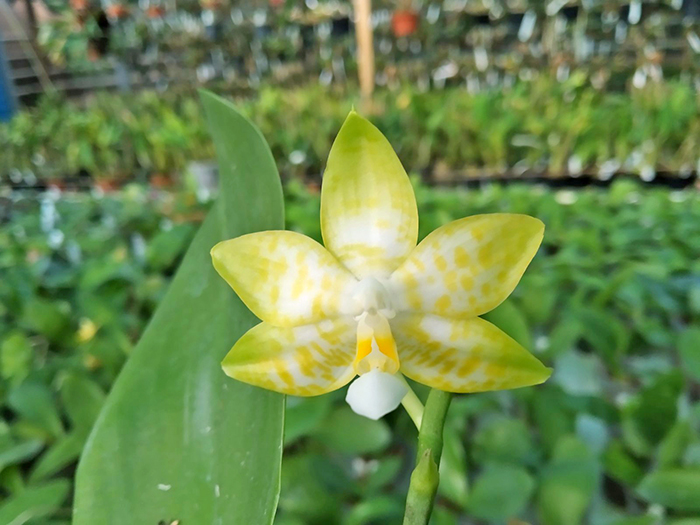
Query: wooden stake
[{"left": 353, "top": 0, "right": 375, "bottom": 108}]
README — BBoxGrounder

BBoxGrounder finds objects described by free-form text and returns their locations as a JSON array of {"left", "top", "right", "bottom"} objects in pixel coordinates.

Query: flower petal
[
  {"left": 345, "top": 370, "right": 408, "bottom": 420},
  {"left": 212, "top": 231, "right": 357, "bottom": 327},
  {"left": 393, "top": 313, "right": 551, "bottom": 392},
  {"left": 321, "top": 112, "right": 418, "bottom": 279},
  {"left": 222, "top": 317, "right": 357, "bottom": 396},
  {"left": 389, "top": 214, "right": 544, "bottom": 318}
]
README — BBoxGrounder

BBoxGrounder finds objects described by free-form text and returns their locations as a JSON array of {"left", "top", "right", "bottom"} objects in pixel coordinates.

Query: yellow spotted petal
[
  {"left": 393, "top": 313, "right": 551, "bottom": 393},
  {"left": 321, "top": 112, "right": 418, "bottom": 279},
  {"left": 390, "top": 214, "right": 544, "bottom": 318},
  {"left": 222, "top": 317, "right": 357, "bottom": 396},
  {"left": 212, "top": 231, "right": 357, "bottom": 327}
]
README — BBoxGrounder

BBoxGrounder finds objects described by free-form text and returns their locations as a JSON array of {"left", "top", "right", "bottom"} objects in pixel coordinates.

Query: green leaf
[
  {"left": 575, "top": 307, "right": 630, "bottom": 369},
  {"left": 345, "top": 496, "right": 404, "bottom": 525},
  {"left": 473, "top": 416, "right": 536, "bottom": 466},
  {"left": 438, "top": 421, "right": 469, "bottom": 508},
  {"left": 8, "top": 382, "right": 64, "bottom": 439},
  {"left": 146, "top": 223, "right": 197, "bottom": 271},
  {"left": 657, "top": 421, "right": 693, "bottom": 469},
  {"left": 314, "top": 407, "right": 392, "bottom": 455},
  {"left": 30, "top": 433, "right": 85, "bottom": 481},
  {"left": 537, "top": 436, "right": 599, "bottom": 525},
  {"left": 467, "top": 463, "right": 535, "bottom": 521},
  {"left": 0, "top": 479, "right": 70, "bottom": 525},
  {"left": 278, "top": 455, "right": 340, "bottom": 523},
  {"left": 0, "top": 439, "right": 44, "bottom": 473},
  {"left": 678, "top": 327, "right": 700, "bottom": 382},
  {"left": 59, "top": 373, "right": 106, "bottom": 433},
  {"left": 622, "top": 372, "right": 684, "bottom": 456},
  {"left": 0, "top": 332, "right": 33, "bottom": 384},
  {"left": 482, "top": 299, "right": 532, "bottom": 350},
  {"left": 603, "top": 439, "right": 644, "bottom": 487},
  {"left": 284, "top": 396, "right": 333, "bottom": 447},
  {"left": 73, "top": 91, "right": 286, "bottom": 524},
  {"left": 20, "top": 298, "right": 71, "bottom": 342},
  {"left": 637, "top": 469, "right": 700, "bottom": 511}
]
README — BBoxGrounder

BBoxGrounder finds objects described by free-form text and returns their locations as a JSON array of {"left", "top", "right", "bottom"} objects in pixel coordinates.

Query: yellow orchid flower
[{"left": 211, "top": 112, "right": 551, "bottom": 420}]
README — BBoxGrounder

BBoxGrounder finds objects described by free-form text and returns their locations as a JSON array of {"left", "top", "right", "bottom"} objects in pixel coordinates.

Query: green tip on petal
[
  {"left": 533, "top": 365, "right": 554, "bottom": 386},
  {"left": 321, "top": 102, "right": 419, "bottom": 278}
]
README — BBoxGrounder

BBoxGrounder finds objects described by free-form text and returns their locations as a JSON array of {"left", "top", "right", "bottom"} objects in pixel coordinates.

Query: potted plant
[
  {"left": 392, "top": 2, "right": 419, "bottom": 38},
  {"left": 145, "top": 5, "right": 166, "bottom": 18},
  {"left": 106, "top": 3, "right": 130, "bottom": 19}
]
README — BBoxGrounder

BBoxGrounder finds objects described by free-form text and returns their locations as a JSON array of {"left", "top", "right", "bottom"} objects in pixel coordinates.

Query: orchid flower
[{"left": 211, "top": 112, "right": 551, "bottom": 421}]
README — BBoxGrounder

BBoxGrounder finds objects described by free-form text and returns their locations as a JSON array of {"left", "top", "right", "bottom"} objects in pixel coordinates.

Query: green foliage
[
  {"left": 73, "top": 92, "right": 286, "bottom": 523},
  {"left": 0, "top": 179, "right": 699, "bottom": 522},
  {"left": 467, "top": 463, "right": 535, "bottom": 521},
  {"left": 2, "top": 78, "right": 699, "bottom": 183}
]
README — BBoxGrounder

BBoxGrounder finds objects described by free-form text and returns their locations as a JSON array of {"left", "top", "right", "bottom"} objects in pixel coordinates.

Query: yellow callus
[{"left": 353, "top": 313, "right": 400, "bottom": 375}]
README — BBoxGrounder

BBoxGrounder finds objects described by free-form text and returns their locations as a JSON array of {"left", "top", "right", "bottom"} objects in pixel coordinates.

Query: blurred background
[{"left": 1, "top": 0, "right": 700, "bottom": 523}]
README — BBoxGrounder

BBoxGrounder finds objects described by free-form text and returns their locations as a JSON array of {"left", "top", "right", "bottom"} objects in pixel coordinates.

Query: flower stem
[
  {"left": 399, "top": 377, "right": 424, "bottom": 430},
  {"left": 402, "top": 389, "right": 452, "bottom": 525}
]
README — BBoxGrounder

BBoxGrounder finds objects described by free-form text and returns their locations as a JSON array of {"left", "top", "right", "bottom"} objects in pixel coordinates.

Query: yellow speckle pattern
[
  {"left": 222, "top": 317, "right": 357, "bottom": 396},
  {"left": 213, "top": 112, "right": 552, "bottom": 399},
  {"left": 320, "top": 112, "right": 418, "bottom": 279},
  {"left": 390, "top": 214, "right": 544, "bottom": 318},
  {"left": 392, "top": 313, "right": 551, "bottom": 392},
  {"left": 211, "top": 230, "right": 357, "bottom": 327}
]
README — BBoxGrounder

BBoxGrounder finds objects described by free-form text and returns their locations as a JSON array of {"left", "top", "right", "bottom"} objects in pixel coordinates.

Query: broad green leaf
[
  {"left": 637, "top": 469, "right": 700, "bottom": 511},
  {"left": 73, "top": 91, "right": 285, "bottom": 524}
]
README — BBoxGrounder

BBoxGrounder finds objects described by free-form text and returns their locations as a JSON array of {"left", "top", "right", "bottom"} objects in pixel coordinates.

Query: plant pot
[
  {"left": 106, "top": 4, "right": 130, "bottom": 19},
  {"left": 392, "top": 10, "right": 418, "bottom": 38},
  {"left": 70, "top": 0, "right": 90, "bottom": 12},
  {"left": 199, "top": 0, "right": 223, "bottom": 10},
  {"left": 146, "top": 6, "right": 166, "bottom": 18},
  {"left": 95, "top": 178, "right": 121, "bottom": 192},
  {"left": 47, "top": 178, "right": 66, "bottom": 191},
  {"left": 150, "top": 173, "right": 174, "bottom": 189}
]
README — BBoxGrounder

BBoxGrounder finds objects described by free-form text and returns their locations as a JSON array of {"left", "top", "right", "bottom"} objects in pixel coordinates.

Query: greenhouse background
[{"left": 1, "top": 0, "right": 700, "bottom": 523}]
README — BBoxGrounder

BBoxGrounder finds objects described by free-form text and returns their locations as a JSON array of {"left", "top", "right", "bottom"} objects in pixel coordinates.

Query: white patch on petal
[{"left": 345, "top": 370, "right": 408, "bottom": 420}]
